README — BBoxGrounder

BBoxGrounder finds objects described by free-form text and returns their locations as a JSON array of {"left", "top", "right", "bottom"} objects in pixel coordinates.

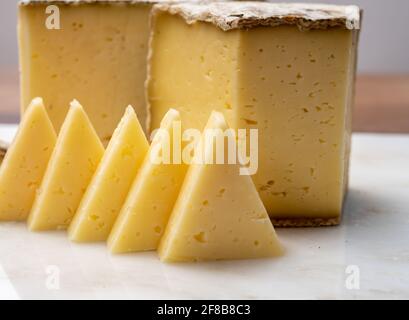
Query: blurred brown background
[{"left": 0, "top": 0, "right": 408, "bottom": 132}]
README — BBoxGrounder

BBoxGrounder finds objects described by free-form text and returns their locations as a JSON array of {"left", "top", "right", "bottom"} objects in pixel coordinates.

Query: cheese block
[
  {"left": 28, "top": 100, "right": 104, "bottom": 231},
  {"left": 18, "top": 0, "right": 211, "bottom": 144},
  {"left": 108, "top": 109, "right": 187, "bottom": 253},
  {"left": 158, "top": 111, "right": 282, "bottom": 262},
  {"left": 18, "top": 0, "right": 153, "bottom": 144},
  {"left": 0, "top": 98, "right": 56, "bottom": 221},
  {"left": 68, "top": 106, "right": 149, "bottom": 242},
  {"left": 147, "top": 2, "right": 361, "bottom": 226}
]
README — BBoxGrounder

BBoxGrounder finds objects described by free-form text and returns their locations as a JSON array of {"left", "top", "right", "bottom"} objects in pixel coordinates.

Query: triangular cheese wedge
[
  {"left": 108, "top": 109, "right": 187, "bottom": 253},
  {"left": 159, "top": 111, "right": 282, "bottom": 262},
  {"left": 28, "top": 100, "right": 104, "bottom": 231},
  {"left": 68, "top": 106, "right": 149, "bottom": 242},
  {"left": 0, "top": 98, "right": 56, "bottom": 221}
]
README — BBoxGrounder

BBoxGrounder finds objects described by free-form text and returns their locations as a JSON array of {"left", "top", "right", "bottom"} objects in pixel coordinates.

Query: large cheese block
[
  {"left": 147, "top": 2, "right": 360, "bottom": 226},
  {"left": 18, "top": 0, "right": 152, "bottom": 144},
  {"left": 108, "top": 109, "right": 187, "bottom": 253},
  {"left": 68, "top": 106, "right": 149, "bottom": 242},
  {"left": 159, "top": 111, "right": 282, "bottom": 262},
  {"left": 0, "top": 98, "right": 56, "bottom": 221},
  {"left": 28, "top": 100, "right": 104, "bottom": 231}
]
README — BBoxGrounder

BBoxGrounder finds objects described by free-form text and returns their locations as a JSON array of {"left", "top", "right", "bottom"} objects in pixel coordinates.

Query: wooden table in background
[
  {"left": 1, "top": 69, "right": 408, "bottom": 133},
  {"left": 0, "top": 69, "right": 19, "bottom": 123},
  {"left": 354, "top": 75, "right": 409, "bottom": 133}
]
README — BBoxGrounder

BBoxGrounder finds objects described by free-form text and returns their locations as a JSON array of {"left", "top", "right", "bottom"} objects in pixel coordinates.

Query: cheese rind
[
  {"left": 28, "top": 100, "right": 104, "bottom": 231},
  {"left": 152, "top": 2, "right": 361, "bottom": 31},
  {"left": 147, "top": 4, "right": 360, "bottom": 224},
  {"left": 108, "top": 109, "right": 187, "bottom": 253},
  {"left": 68, "top": 106, "right": 149, "bottom": 242},
  {"left": 18, "top": 2, "right": 152, "bottom": 144},
  {"left": 159, "top": 111, "right": 282, "bottom": 262},
  {"left": 0, "top": 98, "right": 56, "bottom": 221}
]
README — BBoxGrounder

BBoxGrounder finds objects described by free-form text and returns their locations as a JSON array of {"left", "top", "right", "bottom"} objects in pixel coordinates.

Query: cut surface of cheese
[
  {"left": 159, "top": 111, "right": 282, "bottom": 262},
  {"left": 0, "top": 98, "right": 56, "bottom": 221},
  {"left": 108, "top": 108, "right": 187, "bottom": 253},
  {"left": 18, "top": 1, "right": 152, "bottom": 144},
  {"left": 68, "top": 106, "right": 149, "bottom": 242},
  {"left": 28, "top": 100, "right": 104, "bottom": 231},
  {"left": 147, "top": 2, "right": 360, "bottom": 225}
]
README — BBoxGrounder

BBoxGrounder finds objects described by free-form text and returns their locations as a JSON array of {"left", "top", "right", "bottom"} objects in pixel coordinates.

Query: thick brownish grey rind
[
  {"left": 19, "top": 0, "right": 152, "bottom": 5},
  {"left": 19, "top": 0, "right": 214, "bottom": 5},
  {"left": 271, "top": 216, "right": 341, "bottom": 228},
  {"left": 153, "top": 2, "right": 361, "bottom": 31}
]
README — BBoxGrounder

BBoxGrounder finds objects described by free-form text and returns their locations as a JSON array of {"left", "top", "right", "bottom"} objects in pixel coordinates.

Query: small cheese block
[
  {"left": 18, "top": 0, "right": 210, "bottom": 144},
  {"left": 28, "top": 100, "right": 104, "bottom": 231},
  {"left": 68, "top": 106, "right": 149, "bottom": 242},
  {"left": 158, "top": 111, "right": 282, "bottom": 262},
  {"left": 108, "top": 109, "right": 187, "bottom": 253},
  {"left": 18, "top": 1, "right": 152, "bottom": 144},
  {"left": 148, "top": 2, "right": 360, "bottom": 226},
  {"left": 0, "top": 98, "right": 56, "bottom": 221}
]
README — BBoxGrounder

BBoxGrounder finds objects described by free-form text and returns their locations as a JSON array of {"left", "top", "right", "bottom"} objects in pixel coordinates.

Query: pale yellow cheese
[
  {"left": 18, "top": 2, "right": 152, "bottom": 144},
  {"left": 28, "top": 100, "right": 104, "bottom": 231},
  {"left": 147, "top": 11, "right": 239, "bottom": 131},
  {"left": 108, "top": 109, "right": 187, "bottom": 253},
  {"left": 236, "top": 27, "right": 358, "bottom": 221},
  {"left": 147, "top": 4, "right": 359, "bottom": 222},
  {"left": 159, "top": 111, "right": 282, "bottom": 262},
  {"left": 68, "top": 106, "right": 149, "bottom": 242},
  {"left": 0, "top": 98, "right": 56, "bottom": 221}
]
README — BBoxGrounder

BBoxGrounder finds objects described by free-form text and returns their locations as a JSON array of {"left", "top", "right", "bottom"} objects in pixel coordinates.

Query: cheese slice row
[{"left": 0, "top": 98, "right": 282, "bottom": 262}]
